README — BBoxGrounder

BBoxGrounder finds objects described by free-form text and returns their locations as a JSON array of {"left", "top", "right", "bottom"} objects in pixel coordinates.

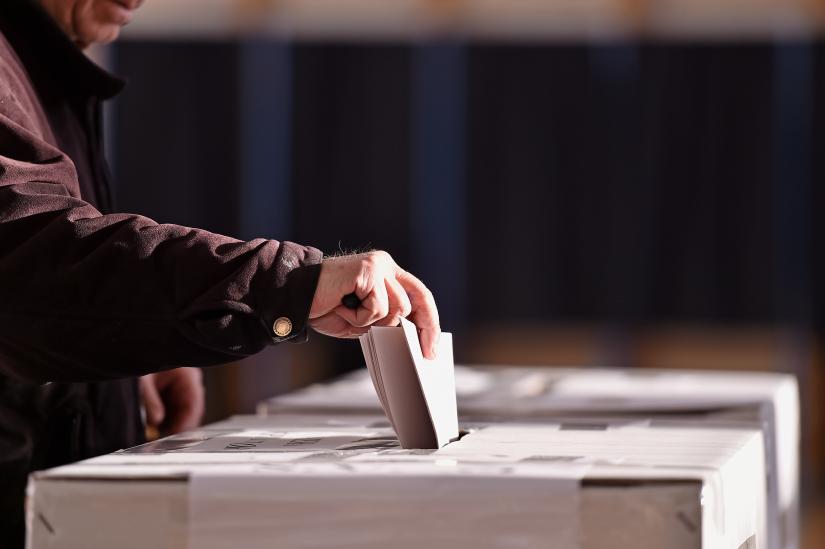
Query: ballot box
[
  {"left": 260, "top": 366, "right": 799, "bottom": 549},
  {"left": 28, "top": 414, "right": 765, "bottom": 549}
]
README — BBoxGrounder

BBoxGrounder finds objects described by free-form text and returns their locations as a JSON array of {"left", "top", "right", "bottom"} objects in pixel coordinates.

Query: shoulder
[
  {"left": 0, "top": 30, "right": 55, "bottom": 144},
  {"left": 0, "top": 29, "right": 75, "bottom": 189}
]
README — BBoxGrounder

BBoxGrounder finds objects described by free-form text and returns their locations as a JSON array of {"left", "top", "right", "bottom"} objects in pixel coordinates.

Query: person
[{"left": 0, "top": 0, "right": 441, "bottom": 545}]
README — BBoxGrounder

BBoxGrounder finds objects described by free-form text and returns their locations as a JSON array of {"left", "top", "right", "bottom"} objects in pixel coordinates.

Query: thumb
[{"left": 139, "top": 374, "right": 166, "bottom": 428}]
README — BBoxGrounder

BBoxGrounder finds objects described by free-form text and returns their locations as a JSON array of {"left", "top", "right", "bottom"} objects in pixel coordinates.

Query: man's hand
[
  {"left": 308, "top": 251, "right": 441, "bottom": 359},
  {"left": 139, "top": 367, "right": 205, "bottom": 437}
]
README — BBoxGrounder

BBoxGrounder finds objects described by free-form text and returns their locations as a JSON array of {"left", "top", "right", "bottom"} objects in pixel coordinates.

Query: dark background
[
  {"left": 107, "top": 40, "right": 824, "bottom": 506},
  {"left": 111, "top": 41, "right": 820, "bottom": 327}
]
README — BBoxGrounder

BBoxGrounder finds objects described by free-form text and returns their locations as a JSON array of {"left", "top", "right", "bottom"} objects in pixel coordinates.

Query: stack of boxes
[{"left": 28, "top": 365, "right": 798, "bottom": 549}]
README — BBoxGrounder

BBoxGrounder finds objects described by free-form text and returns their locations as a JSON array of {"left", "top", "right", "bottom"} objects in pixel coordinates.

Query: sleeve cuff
[{"left": 258, "top": 241, "right": 323, "bottom": 345}]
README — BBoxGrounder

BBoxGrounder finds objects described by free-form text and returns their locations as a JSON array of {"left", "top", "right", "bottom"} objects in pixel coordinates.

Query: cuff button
[{"left": 273, "top": 317, "right": 293, "bottom": 337}]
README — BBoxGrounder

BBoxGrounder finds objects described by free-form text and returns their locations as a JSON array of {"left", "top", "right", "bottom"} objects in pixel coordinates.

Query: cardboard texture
[
  {"left": 261, "top": 365, "right": 799, "bottom": 549},
  {"left": 28, "top": 414, "right": 765, "bottom": 549}
]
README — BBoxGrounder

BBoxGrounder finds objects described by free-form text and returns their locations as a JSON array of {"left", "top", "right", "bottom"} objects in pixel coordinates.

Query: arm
[{"left": 0, "top": 110, "right": 322, "bottom": 383}]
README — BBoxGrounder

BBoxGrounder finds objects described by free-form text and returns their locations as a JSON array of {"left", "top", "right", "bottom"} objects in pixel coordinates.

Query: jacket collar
[{"left": 0, "top": 0, "right": 125, "bottom": 101}]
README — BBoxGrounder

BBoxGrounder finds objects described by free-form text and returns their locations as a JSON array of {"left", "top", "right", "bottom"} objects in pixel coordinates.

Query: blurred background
[{"left": 95, "top": 0, "right": 824, "bottom": 545}]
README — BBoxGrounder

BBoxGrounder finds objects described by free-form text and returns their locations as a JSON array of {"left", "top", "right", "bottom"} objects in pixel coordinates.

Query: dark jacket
[{"left": 0, "top": 1, "right": 322, "bottom": 545}]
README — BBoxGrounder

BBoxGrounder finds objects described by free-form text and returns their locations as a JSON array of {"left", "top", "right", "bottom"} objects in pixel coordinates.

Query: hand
[
  {"left": 308, "top": 251, "right": 441, "bottom": 359},
  {"left": 139, "top": 367, "right": 205, "bottom": 437}
]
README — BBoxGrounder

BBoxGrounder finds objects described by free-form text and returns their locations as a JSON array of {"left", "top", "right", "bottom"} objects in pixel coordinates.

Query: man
[{"left": 0, "top": 0, "right": 441, "bottom": 545}]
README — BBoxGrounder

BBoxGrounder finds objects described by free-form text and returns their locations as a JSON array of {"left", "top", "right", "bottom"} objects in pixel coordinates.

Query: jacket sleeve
[{"left": 0, "top": 103, "right": 323, "bottom": 384}]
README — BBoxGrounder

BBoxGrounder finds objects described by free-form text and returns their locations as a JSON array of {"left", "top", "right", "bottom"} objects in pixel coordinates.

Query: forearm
[{"left": 0, "top": 181, "right": 322, "bottom": 383}]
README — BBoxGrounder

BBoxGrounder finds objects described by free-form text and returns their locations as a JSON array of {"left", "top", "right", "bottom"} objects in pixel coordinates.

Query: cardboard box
[
  {"left": 261, "top": 365, "right": 799, "bottom": 549},
  {"left": 28, "top": 414, "right": 765, "bottom": 549}
]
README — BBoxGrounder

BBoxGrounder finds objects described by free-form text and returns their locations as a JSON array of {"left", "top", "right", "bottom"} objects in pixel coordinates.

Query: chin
[
  {"left": 77, "top": 25, "right": 122, "bottom": 48},
  {"left": 72, "top": 0, "right": 131, "bottom": 48},
  {"left": 97, "top": 26, "right": 122, "bottom": 44}
]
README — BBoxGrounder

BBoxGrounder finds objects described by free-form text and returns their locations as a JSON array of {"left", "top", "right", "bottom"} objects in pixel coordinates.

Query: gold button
[{"left": 273, "top": 317, "right": 292, "bottom": 337}]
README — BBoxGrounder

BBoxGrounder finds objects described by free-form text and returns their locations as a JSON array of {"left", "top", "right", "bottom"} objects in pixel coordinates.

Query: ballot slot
[
  {"left": 447, "top": 429, "right": 471, "bottom": 444},
  {"left": 358, "top": 318, "right": 459, "bottom": 449}
]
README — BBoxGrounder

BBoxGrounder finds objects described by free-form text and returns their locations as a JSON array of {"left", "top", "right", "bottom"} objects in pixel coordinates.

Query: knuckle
[
  {"left": 368, "top": 250, "right": 391, "bottom": 266},
  {"left": 359, "top": 256, "right": 374, "bottom": 273}
]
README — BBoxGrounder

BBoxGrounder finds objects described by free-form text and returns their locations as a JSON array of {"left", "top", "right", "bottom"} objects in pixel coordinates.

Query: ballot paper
[{"left": 358, "top": 318, "right": 458, "bottom": 448}]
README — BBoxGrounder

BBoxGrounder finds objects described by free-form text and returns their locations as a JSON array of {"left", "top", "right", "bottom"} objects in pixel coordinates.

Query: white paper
[
  {"left": 399, "top": 320, "right": 458, "bottom": 448},
  {"left": 358, "top": 318, "right": 458, "bottom": 448},
  {"left": 187, "top": 466, "right": 582, "bottom": 549}
]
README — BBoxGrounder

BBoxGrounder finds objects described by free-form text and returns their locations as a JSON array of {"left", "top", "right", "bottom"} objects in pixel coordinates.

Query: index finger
[{"left": 395, "top": 268, "right": 440, "bottom": 359}]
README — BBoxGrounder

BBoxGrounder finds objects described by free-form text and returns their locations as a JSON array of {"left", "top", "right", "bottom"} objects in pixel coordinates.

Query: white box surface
[
  {"left": 261, "top": 365, "right": 799, "bottom": 549},
  {"left": 28, "top": 414, "right": 766, "bottom": 549}
]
